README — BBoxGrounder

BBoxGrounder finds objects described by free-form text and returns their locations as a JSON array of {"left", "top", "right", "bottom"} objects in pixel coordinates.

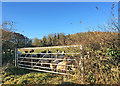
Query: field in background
[{"left": 18, "top": 46, "right": 82, "bottom": 58}]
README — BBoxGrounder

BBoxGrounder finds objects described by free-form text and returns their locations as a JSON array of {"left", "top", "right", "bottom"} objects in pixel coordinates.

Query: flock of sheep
[{"left": 17, "top": 49, "right": 77, "bottom": 72}]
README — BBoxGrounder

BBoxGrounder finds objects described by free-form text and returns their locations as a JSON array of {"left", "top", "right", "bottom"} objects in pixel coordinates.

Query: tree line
[
  {"left": 32, "top": 33, "right": 66, "bottom": 47},
  {"left": 32, "top": 31, "right": 120, "bottom": 50}
]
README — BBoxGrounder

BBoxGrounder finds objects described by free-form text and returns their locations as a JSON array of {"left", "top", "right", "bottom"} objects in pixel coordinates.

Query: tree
[
  {"left": 39, "top": 39, "right": 43, "bottom": 47},
  {"left": 43, "top": 36, "right": 47, "bottom": 46},
  {"left": 53, "top": 33, "right": 57, "bottom": 46},
  {"left": 47, "top": 34, "right": 52, "bottom": 46},
  {"left": 32, "top": 38, "right": 40, "bottom": 46},
  {"left": 59, "top": 33, "right": 65, "bottom": 45}
]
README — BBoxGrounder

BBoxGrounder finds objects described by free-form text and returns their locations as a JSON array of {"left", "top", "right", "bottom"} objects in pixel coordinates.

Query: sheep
[
  {"left": 17, "top": 51, "right": 30, "bottom": 57},
  {"left": 58, "top": 51, "right": 62, "bottom": 57},
  {"left": 39, "top": 50, "right": 53, "bottom": 67},
  {"left": 50, "top": 50, "right": 66, "bottom": 71},
  {"left": 41, "top": 50, "right": 47, "bottom": 53},
  {"left": 56, "top": 58, "right": 72, "bottom": 72},
  {"left": 50, "top": 59, "right": 60, "bottom": 69},
  {"left": 56, "top": 50, "right": 65, "bottom": 58},
  {"left": 56, "top": 61, "right": 66, "bottom": 70},
  {"left": 25, "top": 54, "right": 30, "bottom": 57},
  {"left": 43, "top": 50, "right": 52, "bottom": 58},
  {"left": 41, "top": 50, "right": 47, "bottom": 57},
  {"left": 48, "top": 50, "right": 52, "bottom": 58},
  {"left": 50, "top": 51, "right": 65, "bottom": 69},
  {"left": 62, "top": 51, "right": 65, "bottom": 55},
  {"left": 20, "top": 51, "right": 30, "bottom": 57},
  {"left": 48, "top": 50, "right": 52, "bottom": 53},
  {"left": 30, "top": 54, "right": 37, "bottom": 57},
  {"left": 24, "top": 51, "right": 28, "bottom": 53},
  {"left": 36, "top": 54, "right": 41, "bottom": 58},
  {"left": 29, "top": 49, "right": 34, "bottom": 53},
  {"left": 55, "top": 55, "right": 77, "bottom": 72}
]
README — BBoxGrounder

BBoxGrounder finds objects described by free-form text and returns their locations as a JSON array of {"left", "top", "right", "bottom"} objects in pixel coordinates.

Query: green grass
[
  {"left": 18, "top": 47, "right": 82, "bottom": 53},
  {"left": 18, "top": 47, "right": 82, "bottom": 58},
  {"left": 2, "top": 65, "right": 73, "bottom": 85}
]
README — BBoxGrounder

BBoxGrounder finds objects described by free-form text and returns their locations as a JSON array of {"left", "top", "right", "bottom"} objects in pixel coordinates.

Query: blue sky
[{"left": 2, "top": 2, "right": 118, "bottom": 39}]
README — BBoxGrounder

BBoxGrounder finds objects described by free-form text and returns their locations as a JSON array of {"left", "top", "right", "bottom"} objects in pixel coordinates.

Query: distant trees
[
  {"left": 43, "top": 36, "right": 47, "bottom": 46},
  {"left": 32, "top": 33, "right": 66, "bottom": 47},
  {"left": 47, "top": 34, "right": 52, "bottom": 46},
  {"left": 32, "top": 31, "right": 119, "bottom": 51},
  {"left": 32, "top": 38, "right": 40, "bottom": 47}
]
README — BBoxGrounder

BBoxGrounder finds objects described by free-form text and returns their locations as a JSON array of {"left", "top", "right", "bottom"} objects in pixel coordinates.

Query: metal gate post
[
  {"left": 16, "top": 48, "right": 18, "bottom": 67},
  {"left": 15, "top": 48, "right": 18, "bottom": 67},
  {"left": 15, "top": 48, "right": 16, "bottom": 67}
]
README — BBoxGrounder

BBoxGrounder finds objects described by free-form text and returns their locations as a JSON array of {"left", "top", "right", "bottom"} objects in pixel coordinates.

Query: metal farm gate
[{"left": 15, "top": 45, "right": 83, "bottom": 76}]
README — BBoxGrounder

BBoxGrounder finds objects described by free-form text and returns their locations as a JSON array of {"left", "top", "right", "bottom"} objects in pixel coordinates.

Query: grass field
[
  {"left": 2, "top": 65, "right": 75, "bottom": 85},
  {"left": 18, "top": 46, "right": 83, "bottom": 58},
  {"left": 18, "top": 46, "right": 82, "bottom": 53}
]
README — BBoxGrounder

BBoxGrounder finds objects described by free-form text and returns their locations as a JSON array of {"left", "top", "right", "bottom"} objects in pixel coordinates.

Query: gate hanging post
[
  {"left": 16, "top": 48, "right": 18, "bottom": 67},
  {"left": 15, "top": 48, "right": 17, "bottom": 67},
  {"left": 15, "top": 48, "right": 18, "bottom": 67}
]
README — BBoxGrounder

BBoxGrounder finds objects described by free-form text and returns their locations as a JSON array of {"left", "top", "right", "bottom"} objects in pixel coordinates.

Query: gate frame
[{"left": 15, "top": 45, "right": 83, "bottom": 75}]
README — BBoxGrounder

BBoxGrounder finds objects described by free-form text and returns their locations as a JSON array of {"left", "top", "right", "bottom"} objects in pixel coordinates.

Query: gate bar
[{"left": 19, "top": 66, "right": 73, "bottom": 76}]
